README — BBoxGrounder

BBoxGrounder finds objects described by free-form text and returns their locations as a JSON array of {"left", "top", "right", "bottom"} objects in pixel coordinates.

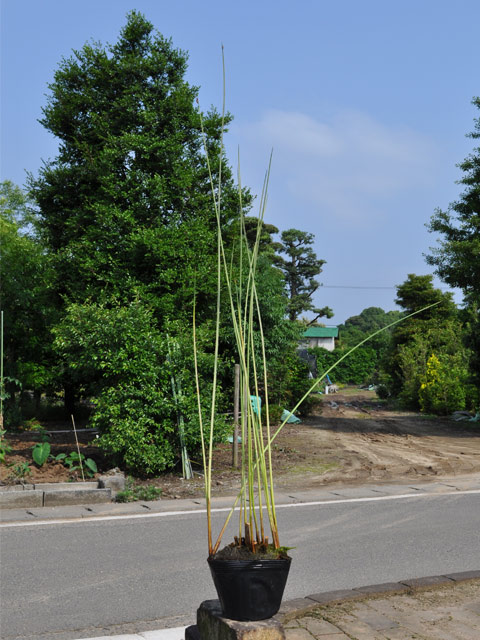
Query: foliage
[
  {"left": 384, "top": 274, "right": 460, "bottom": 402},
  {"left": 54, "top": 451, "right": 98, "bottom": 476},
  {"left": 53, "top": 301, "right": 228, "bottom": 475},
  {"left": 333, "top": 307, "right": 404, "bottom": 384},
  {"left": 427, "top": 97, "right": 480, "bottom": 386},
  {"left": 311, "top": 345, "right": 377, "bottom": 385},
  {"left": 419, "top": 353, "right": 467, "bottom": 415},
  {"left": 338, "top": 307, "right": 403, "bottom": 352},
  {"left": 426, "top": 97, "right": 480, "bottom": 299},
  {"left": 7, "top": 461, "right": 32, "bottom": 481},
  {"left": 32, "top": 441, "right": 51, "bottom": 467},
  {"left": 392, "top": 319, "right": 469, "bottom": 410},
  {"left": 29, "top": 11, "right": 246, "bottom": 323},
  {"left": 115, "top": 479, "right": 163, "bottom": 502},
  {"left": 0, "top": 429, "right": 12, "bottom": 464},
  {"left": 0, "top": 181, "right": 55, "bottom": 417},
  {"left": 261, "top": 404, "right": 283, "bottom": 426},
  {"left": 273, "top": 228, "right": 332, "bottom": 322},
  {"left": 268, "top": 351, "right": 318, "bottom": 416}
]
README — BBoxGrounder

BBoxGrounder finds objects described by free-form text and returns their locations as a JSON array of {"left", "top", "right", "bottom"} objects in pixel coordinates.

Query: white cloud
[{"left": 235, "top": 108, "right": 440, "bottom": 224}]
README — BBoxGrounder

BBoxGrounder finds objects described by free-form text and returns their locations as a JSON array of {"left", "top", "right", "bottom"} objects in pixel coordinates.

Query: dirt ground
[{"left": 2, "top": 388, "right": 479, "bottom": 498}]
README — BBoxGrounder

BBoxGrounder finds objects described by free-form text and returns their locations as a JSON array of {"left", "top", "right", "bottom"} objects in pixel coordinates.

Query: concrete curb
[
  {"left": 0, "top": 483, "right": 112, "bottom": 508},
  {"left": 275, "top": 569, "right": 480, "bottom": 622}
]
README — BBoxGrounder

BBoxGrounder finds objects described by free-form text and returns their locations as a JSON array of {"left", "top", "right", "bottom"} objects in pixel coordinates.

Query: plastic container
[{"left": 207, "top": 556, "right": 291, "bottom": 621}]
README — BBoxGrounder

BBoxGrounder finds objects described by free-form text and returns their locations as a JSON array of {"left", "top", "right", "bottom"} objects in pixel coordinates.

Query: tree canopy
[
  {"left": 426, "top": 97, "right": 480, "bottom": 386},
  {"left": 273, "top": 228, "right": 332, "bottom": 322},
  {"left": 426, "top": 97, "right": 480, "bottom": 303},
  {"left": 29, "top": 10, "right": 245, "bottom": 321}
]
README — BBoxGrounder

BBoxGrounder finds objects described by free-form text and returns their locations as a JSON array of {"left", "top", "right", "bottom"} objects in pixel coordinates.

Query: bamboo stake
[{"left": 71, "top": 414, "right": 85, "bottom": 482}]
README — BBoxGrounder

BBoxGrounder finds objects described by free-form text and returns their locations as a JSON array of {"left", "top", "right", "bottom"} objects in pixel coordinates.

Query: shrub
[
  {"left": 261, "top": 404, "right": 283, "bottom": 425},
  {"left": 419, "top": 353, "right": 467, "bottom": 415},
  {"left": 268, "top": 352, "right": 316, "bottom": 417},
  {"left": 54, "top": 302, "right": 229, "bottom": 475}
]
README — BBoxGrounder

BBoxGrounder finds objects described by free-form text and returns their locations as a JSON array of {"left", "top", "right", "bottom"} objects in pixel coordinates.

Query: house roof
[{"left": 303, "top": 326, "right": 339, "bottom": 338}]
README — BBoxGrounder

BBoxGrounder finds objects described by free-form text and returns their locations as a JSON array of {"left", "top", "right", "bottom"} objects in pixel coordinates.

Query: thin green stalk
[
  {"left": 253, "top": 278, "right": 279, "bottom": 545},
  {"left": 0, "top": 310, "right": 3, "bottom": 423},
  {"left": 192, "top": 293, "right": 211, "bottom": 553}
]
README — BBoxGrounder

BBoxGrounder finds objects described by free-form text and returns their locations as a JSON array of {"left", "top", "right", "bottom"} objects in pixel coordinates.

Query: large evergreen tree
[
  {"left": 426, "top": 97, "right": 480, "bottom": 301},
  {"left": 29, "top": 11, "right": 244, "bottom": 321},
  {"left": 26, "top": 12, "right": 253, "bottom": 466},
  {"left": 426, "top": 97, "right": 480, "bottom": 386}
]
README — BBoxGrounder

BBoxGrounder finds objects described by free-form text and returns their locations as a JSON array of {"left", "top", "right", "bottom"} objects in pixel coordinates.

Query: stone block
[
  {"left": 400, "top": 575, "right": 454, "bottom": 589},
  {"left": 0, "top": 490, "right": 44, "bottom": 508},
  {"left": 354, "top": 582, "right": 407, "bottom": 596},
  {"left": 43, "top": 488, "right": 111, "bottom": 506},
  {"left": 444, "top": 570, "right": 480, "bottom": 582},
  {"left": 98, "top": 471, "right": 126, "bottom": 495},
  {"left": 197, "top": 599, "right": 285, "bottom": 640}
]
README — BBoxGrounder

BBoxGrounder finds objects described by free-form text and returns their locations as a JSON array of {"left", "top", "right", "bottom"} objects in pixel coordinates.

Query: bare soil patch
[{"left": 2, "top": 389, "right": 479, "bottom": 498}]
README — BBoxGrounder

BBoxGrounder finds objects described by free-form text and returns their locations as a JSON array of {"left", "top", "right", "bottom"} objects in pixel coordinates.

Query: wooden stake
[{"left": 71, "top": 414, "right": 85, "bottom": 482}]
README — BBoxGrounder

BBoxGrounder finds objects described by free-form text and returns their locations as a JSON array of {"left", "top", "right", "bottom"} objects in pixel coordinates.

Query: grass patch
[{"left": 116, "top": 480, "right": 163, "bottom": 503}]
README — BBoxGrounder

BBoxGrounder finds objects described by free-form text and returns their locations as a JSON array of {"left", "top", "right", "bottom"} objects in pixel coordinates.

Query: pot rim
[{"left": 208, "top": 556, "right": 291, "bottom": 569}]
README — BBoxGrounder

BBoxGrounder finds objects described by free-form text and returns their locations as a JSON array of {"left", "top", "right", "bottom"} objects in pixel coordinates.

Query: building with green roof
[{"left": 300, "top": 326, "right": 339, "bottom": 352}]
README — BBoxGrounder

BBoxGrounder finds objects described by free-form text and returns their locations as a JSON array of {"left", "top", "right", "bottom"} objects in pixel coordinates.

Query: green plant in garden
[
  {"left": 8, "top": 461, "right": 32, "bottom": 480},
  {"left": 54, "top": 451, "right": 97, "bottom": 477},
  {"left": 32, "top": 441, "right": 51, "bottom": 467}
]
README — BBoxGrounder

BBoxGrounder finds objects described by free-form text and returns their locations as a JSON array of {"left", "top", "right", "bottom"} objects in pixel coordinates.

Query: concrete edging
[
  {"left": 0, "top": 483, "right": 112, "bottom": 508},
  {"left": 275, "top": 569, "right": 480, "bottom": 622}
]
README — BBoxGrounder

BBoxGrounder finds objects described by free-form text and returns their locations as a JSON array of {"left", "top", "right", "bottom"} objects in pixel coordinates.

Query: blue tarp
[{"left": 281, "top": 409, "right": 301, "bottom": 424}]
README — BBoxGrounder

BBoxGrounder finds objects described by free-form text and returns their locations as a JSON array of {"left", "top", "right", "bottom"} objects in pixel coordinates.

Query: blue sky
[{"left": 1, "top": 0, "right": 479, "bottom": 323}]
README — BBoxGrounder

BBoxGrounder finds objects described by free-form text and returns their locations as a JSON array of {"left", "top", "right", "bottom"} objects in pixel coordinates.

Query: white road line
[{"left": 1, "top": 489, "right": 479, "bottom": 529}]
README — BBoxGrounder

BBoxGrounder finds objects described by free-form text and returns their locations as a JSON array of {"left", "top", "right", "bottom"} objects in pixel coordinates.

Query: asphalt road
[{"left": 1, "top": 490, "right": 479, "bottom": 640}]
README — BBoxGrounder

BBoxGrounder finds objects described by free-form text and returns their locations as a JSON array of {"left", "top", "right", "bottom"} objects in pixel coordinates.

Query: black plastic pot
[{"left": 207, "top": 556, "right": 291, "bottom": 621}]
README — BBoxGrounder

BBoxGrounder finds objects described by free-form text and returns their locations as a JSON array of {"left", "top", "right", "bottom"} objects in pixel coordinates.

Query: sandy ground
[
  {"left": 152, "top": 389, "right": 480, "bottom": 498},
  {"left": 2, "top": 389, "right": 479, "bottom": 498}
]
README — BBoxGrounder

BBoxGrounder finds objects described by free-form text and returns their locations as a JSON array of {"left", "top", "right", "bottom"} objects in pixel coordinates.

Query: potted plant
[{"left": 193, "top": 53, "right": 441, "bottom": 622}]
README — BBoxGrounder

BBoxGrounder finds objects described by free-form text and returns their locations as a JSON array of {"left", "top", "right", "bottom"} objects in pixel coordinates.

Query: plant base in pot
[{"left": 208, "top": 548, "right": 291, "bottom": 621}]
